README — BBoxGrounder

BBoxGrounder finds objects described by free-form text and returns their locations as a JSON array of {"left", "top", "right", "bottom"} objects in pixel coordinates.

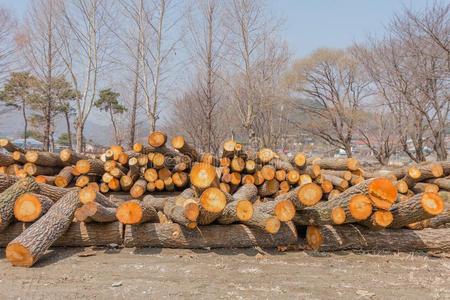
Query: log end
[
  {"left": 148, "top": 131, "right": 167, "bottom": 148},
  {"left": 373, "top": 210, "right": 393, "bottom": 227},
  {"left": 265, "top": 217, "right": 281, "bottom": 234},
  {"left": 236, "top": 200, "right": 254, "bottom": 221},
  {"left": 75, "top": 160, "right": 91, "bottom": 174},
  {"left": 331, "top": 207, "right": 346, "bottom": 225},
  {"left": 116, "top": 201, "right": 143, "bottom": 225},
  {"left": 368, "top": 177, "right": 398, "bottom": 210},
  {"left": 200, "top": 188, "right": 226, "bottom": 213},
  {"left": 13, "top": 193, "right": 43, "bottom": 222},
  {"left": 171, "top": 135, "right": 185, "bottom": 149},
  {"left": 274, "top": 199, "right": 296, "bottom": 222},
  {"left": 190, "top": 163, "right": 217, "bottom": 189},
  {"left": 421, "top": 192, "right": 444, "bottom": 216},
  {"left": 297, "top": 183, "right": 322, "bottom": 206},
  {"left": 349, "top": 194, "right": 373, "bottom": 220},
  {"left": 6, "top": 243, "right": 34, "bottom": 267},
  {"left": 306, "top": 226, "right": 322, "bottom": 250}
]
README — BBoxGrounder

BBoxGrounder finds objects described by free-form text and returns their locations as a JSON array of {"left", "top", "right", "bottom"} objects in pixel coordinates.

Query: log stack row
[{"left": 0, "top": 133, "right": 448, "bottom": 267}]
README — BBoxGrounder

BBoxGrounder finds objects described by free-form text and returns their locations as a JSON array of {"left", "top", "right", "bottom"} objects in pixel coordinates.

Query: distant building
[{"left": 12, "top": 138, "right": 43, "bottom": 150}]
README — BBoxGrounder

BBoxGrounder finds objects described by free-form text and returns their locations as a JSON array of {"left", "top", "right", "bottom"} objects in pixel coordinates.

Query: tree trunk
[
  {"left": 22, "top": 100, "right": 28, "bottom": 150},
  {"left": 64, "top": 111, "right": 73, "bottom": 150},
  {"left": 123, "top": 222, "right": 298, "bottom": 248},
  {"left": 306, "top": 224, "right": 450, "bottom": 252},
  {"left": 75, "top": 120, "right": 84, "bottom": 153},
  {"left": 6, "top": 190, "right": 80, "bottom": 267}
]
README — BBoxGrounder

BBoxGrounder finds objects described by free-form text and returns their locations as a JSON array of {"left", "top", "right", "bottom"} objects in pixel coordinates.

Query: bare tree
[
  {"left": 288, "top": 49, "right": 372, "bottom": 157},
  {"left": 20, "top": 0, "right": 63, "bottom": 151},
  {"left": 57, "top": 0, "right": 112, "bottom": 152},
  {"left": 357, "top": 105, "right": 399, "bottom": 165},
  {"left": 0, "top": 8, "right": 16, "bottom": 84}
]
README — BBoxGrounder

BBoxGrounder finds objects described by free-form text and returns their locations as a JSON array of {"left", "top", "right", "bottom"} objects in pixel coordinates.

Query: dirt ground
[{"left": 1, "top": 248, "right": 450, "bottom": 299}]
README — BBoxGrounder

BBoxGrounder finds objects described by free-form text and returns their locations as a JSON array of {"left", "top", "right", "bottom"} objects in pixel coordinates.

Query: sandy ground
[{"left": 1, "top": 248, "right": 450, "bottom": 300}]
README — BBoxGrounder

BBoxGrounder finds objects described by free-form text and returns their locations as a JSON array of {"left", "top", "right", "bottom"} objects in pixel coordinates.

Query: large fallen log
[
  {"left": 401, "top": 163, "right": 444, "bottom": 188},
  {"left": 123, "top": 222, "right": 298, "bottom": 248},
  {"left": 0, "top": 222, "right": 123, "bottom": 247},
  {"left": 313, "top": 158, "right": 359, "bottom": 171},
  {"left": 25, "top": 151, "right": 67, "bottom": 168},
  {"left": 6, "top": 190, "right": 80, "bottom": 267},
  {"left": 0, "top": 177, "right": 39, "bottom": 232},
  {"left": 388, "top": 192, "right": 444, "bottom": 229},
  {"left": 306, "top": 224, "right": 450, "bottom": 252},
  {"left": 0, "top": 152, "right": 15, "bottom": 166}
]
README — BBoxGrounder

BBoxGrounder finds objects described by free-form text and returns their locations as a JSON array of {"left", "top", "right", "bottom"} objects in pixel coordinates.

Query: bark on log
[
  {"left": 306, "top": 224, "right": 450, "bottom": 252},
  {"left": 258, "top": 179, "right": 279, "bottom": 197},
  {"left": 0, "top": 222, "right": 123, "bottom": 248},
  {"left": 79, "top": 187, "right": 118, "bottom": 208},
  {"left": 274, "top": 184, "right": 322, "bottom": 210},
  {"left": 75, "top": 159, "right": 105, "bottom": 176},
  {"left": 6, "top": 190, "right": 80, "bottom": 267},
  {"left": 0, "top": 139, "right": 24, "bottom": 153},
  {"left": 196, "top": 187, "right": 227, "bottom": 225},
  {"left": 123, "top": 222, "right": 298, "bottom": 248},
  {"left": 142, "top": 194, "right": 171, "bottom": 211},
  {"left": 12, "top": 151, "right": 27, "bottom": 164},
  {"left": 425, "top": 178, "right": 450, "bottom": 191},
  {"left": 171, "top": 135, "right": 200, "bottom": 161},
  {"left": 321, "top": 170, "right": 353, "bottom": 181},
  {"left": 23, "top": 163, "right": 61, "bottom": 176},
  {"left": 242, "top": 209, "right": 281, "bottom": 234},
  {"left": 254, "top": 197, "right": 296, "bottom": 222},
  {"left": 268, "top": 158, "right": 294, "bottom": 171},
  {"left": 54, "top": 166, "right": 74, "bottom": 188},
  {"left": 0, "top": 177, "right": 39, "bottom": 232},
  {"left": 163, "top": 189, "right": 198, "bottom": 229},
  {"left": 0, "top": 152, "right": 14, "bottom": 166},
  {"left": 388, "top": 192, "right": 444, "bottom": 229},
  {"left": 59, "top": 149, "right": 89, "bottom": 165},
  {"left": 75, "top": 202, "right": 117, "bottom": 223},
  {"left": 314, "top": 158, "right": 359, "bottom": 171},
  {"left": 359, "top": 210, "right": 394, "bottom": 230},
  {"left": 25, "top": 151, "right": 67, "bottom": 168},
  {"left": 408, "top": 191, "right": 450, "bottom": 229}
]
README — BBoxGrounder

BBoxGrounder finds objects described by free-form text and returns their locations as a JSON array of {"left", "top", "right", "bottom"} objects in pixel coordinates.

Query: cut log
[
  {"left": 130, "top": 179, "right": 147, "bottom": 198},
  {"left": 12, "top": 151, "right": 27, "bottom": 164},
  {"left": 411, "top": 182, "right": 439, "bottom": 194},
  {"left": 59, "top": 149, "right": 88, "bottom": 164},
  {"left": 306, "top": 224, "right": 450, "bottom": 252},
  {"left": 172, "top": 172, "right": 189, "bottom": 188},
  {"left": 76, "top": 202, "right": 117, "bottom": 223},
  {"left": 116, "top": 199, "right": 159, "bottom": 225},
  {"left": 163, "top": 189, "right": 198, "bottom": 229},
  {"left": 304, "top": 164, "right": 321, "bottom": 179},
  {"left": 260, "top": 165, "right": 276, "bottom": 181},
  {"left": 54, "top": 166, "right": 74, "bottom": 188},
  {"left": 25, "top": 151, "right": 67, "bottom": 168},
  {"left": 274, "top": 184, "right": 322, "bottom": 210},
  {"left": 286, "top": 170, "right": 300, "bottom": 185},
  {"left": 425, "top": 178, "right": 450, "bottom": 191},
  {"left": 321, "top": 170, "right": 352, "bottom": 181},
  {"left": 395, "top": 180, "right": 409, "bottom": 194},
  {"left": 123, "top": 222, "right": 298, "bottom": 248},
  {"left": 388, "top": 192, "right": 444, "bottom": 229},
  {"left": 359, "top": 210, "right": 393, "bottom": 230},
  {"left": 144, "top": 168, "right": 158, "bottom": 182},
  {"left": 79, "top": 187, "right": 117, "bottom": 208},
  {"left": 321, "top": 174, "right": 349, "bottom": 190},
  {"left": 222, "top": 140, "right": 236, "bottom": 158},
  {"left": 230, "top": 157, "right": 245, "bottom": 172},
  {"left": 217, "top": 184, "right": 258, "bottom": 224},
  {"left": 23, "top": 163, "right": 60, "bottom": 176},
  {"left": 171, "top": 135, "right": 199, "bottom": 161},
  {"left": 242, "top": 209, "right": 281, "bottom": 234},
  {"left": 314, "top": 158, "right": 359, "bottom": 171},
  {"left": 148, "top": 131, "right": 167, "bottom": 148},
  {"left": 197, "top": 187, "right": 227, "bottom": 225},
  {"left": 0, "top": 177, "right": 39, "bottom": 232},
  {"left": 258, "top": 179, "right": 280, "bottom": 197},
  {"left": 0, "top": 139, "right": 24, "bottom": 153},
  {"left": 75, "top": 175, "right": 98, "bottom": 188},
  {"left": 34, "top": 175, "right": 55, "bottom": 185},
  {"left": 75, "top": 159, "right": 104, "bottom": 175},
  {"left": 142, "top": 194, "right": 170, "bottom": 211},
  {"left": 257, "top": 148, "right": 274, "bottom": 163},
  {"left": 255, "top": 197, "right": 296, "bottom": 222},
  {"left": 402, "top": 163, "right": 444, "bottom": 188},
  {"left": 6, "top": 190, "right": 80, "bottom": 267},
  {"left": 13, "top": 193, "right": 53, "bottom": 222},
  {"left": 269, "top": 158, "right": 294, "bottom": 172},
  {"left": 407, "top": 191, "right": 449, "bottom": 230},
  {"left": 190, "top": 163, "right": 219, "bottom": 191},
  {"left": 245, "top": 160, "right": 256, "bottom": 174},
  {"left": 299, "top": 174, "right": 312, "bottom": 185},
  {"left": 332, "top": 177, "right": 397, "bottom": 210},
  {"left": 0, "top": 152, "right": 14, "bottom": 166},
  {"left": 291, "top": 152, "right": 306, "bottom": 168},
  {"left": 200, "top": 152, "right": 220, "bottom": 166},
  {"left": 275, "top": 169, "right": 286, "bottom": 182}
]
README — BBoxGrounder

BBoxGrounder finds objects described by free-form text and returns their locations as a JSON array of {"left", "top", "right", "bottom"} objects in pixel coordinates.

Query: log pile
[{"left": 0, "top": 133, "right": 448, "bottom": 267}]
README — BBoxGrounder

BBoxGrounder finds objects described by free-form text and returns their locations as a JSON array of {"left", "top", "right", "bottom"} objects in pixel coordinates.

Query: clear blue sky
[{"left": 0, "top": 0, "right": 442, "bottom": 58}]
